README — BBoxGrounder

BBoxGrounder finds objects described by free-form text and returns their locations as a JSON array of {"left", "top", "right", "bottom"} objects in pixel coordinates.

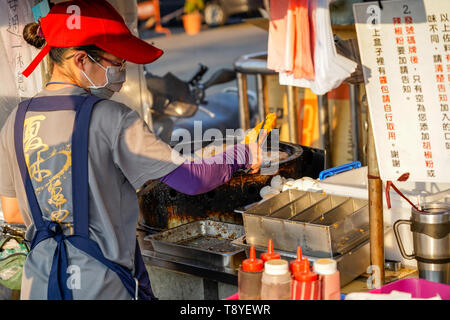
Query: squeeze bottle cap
[
  {"left": 290, "top": 246, "right": 303, "bottom": 274},
  {"left": 264, "top": 259, "right": 289, "bottom": 275},
  {"left": 294, "top": 258, "right": 318, "bottom": 282},
  {"left": 242, "top": 246, "right": 264, "bottom": 272},
  {"left": 260, "top": 239, "right": 281, "bottom": 262},
  {"left": 313, "top": 258, "right": 337, "bottom": 275}
]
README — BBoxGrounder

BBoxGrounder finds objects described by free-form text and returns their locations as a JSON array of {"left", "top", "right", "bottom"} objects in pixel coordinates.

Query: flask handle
[{"left": 393, "top": 219, "right": 415, "bottom": 260}]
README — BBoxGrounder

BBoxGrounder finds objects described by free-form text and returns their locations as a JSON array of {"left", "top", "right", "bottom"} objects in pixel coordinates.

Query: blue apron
[{"left": 14, "top": 95, "right": 157, "bottom": 300}]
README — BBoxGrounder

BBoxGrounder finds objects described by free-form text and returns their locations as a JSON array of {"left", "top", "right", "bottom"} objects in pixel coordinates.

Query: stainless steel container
[
  {"left": 394, "top": 204, "right": 450, "bottom": 284},
  {"left": 237, "top": 190, "right": 369, "bottom": 257}
]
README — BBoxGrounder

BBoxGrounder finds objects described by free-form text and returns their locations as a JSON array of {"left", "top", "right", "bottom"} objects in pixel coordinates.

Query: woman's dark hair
[{"left": 23, "top": 22, "right": 105, "bottom": 65}]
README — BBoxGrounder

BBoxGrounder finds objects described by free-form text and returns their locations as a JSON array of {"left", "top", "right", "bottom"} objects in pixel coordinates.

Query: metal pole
[
  {"left": 349, "top": 83, "right": 361, "bottom": 162},
  {"left": 367, "top": 114, "right": 385, "bottom": 287},
  {"left": 236, "top": 72, "right": 250, "bottom": 130},
  {"left": 318, "top": 94, "right": 331, "bottom": 169},
  {"left": 287, "top": 85, "right": 299, "bottom": 144},
  {"left": 256, "top": 74, "right": 265, "bottom": 123}
]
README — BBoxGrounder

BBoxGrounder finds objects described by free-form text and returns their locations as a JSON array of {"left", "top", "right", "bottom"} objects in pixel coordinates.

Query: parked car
[
  {"left": 138, "top": 0, "right": 268, "bottom": 27},
  {"left": 203, "top": 0, "right": 267, "bottom": 27}
]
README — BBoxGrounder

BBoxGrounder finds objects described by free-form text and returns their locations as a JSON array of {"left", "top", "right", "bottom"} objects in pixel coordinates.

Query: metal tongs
[
  {"left": 256, "top": 117, "right": 268, "bottom": 145},
  {"left": 240, "top": 118, "right": 269, "bottom": 174}
]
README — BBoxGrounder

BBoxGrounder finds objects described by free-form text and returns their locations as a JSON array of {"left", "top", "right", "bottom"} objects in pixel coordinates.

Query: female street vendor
[{"left": 0, "top": 0, "right": 262, "bottom": 300}]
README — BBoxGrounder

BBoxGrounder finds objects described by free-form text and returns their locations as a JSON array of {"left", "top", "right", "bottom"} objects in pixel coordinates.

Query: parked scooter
[{"left": 144, "top": 64, "right": 258, "bottom": 144}]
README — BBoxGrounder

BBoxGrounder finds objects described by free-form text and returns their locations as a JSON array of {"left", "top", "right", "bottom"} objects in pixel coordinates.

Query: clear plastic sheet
[{"left": 0, "top": 0, "right": 43, "bottom": 130}]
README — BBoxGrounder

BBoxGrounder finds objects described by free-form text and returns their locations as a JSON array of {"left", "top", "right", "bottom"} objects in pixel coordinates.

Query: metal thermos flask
[{"left": 394, "top": 204, "right": 449, "bottom": 285}]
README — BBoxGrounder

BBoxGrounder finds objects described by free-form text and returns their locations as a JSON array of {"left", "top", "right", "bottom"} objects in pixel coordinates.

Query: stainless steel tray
[
  {"left": 243, "top": 189, "right": 306, "bottom": 216},
  {"left": 237, "top": 190, "right": 369, "bottom": 257},
  {"left": 291, "top": 195, "right": 349, "bottom": 222},
  {"left": 232, "top": 235, "right": 370, "bottom": 287},
  {"left": 270, "top": 192, "right": 328, "bottom": 219},
  {"left": 146, "top": 220, "right": 246, "bottom": 268}
]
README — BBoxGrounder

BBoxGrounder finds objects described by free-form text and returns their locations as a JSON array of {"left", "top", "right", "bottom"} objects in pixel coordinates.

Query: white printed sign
[{"left": 354, "top": 0, "right": 450, "bottom": 182}]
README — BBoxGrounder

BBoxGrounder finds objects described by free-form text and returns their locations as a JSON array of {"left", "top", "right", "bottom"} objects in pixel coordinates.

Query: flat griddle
[{"left": 146, "top": 220, "right": 245, "bottom": 268}]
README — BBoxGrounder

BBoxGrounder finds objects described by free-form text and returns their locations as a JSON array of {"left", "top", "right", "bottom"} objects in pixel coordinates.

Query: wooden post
[
  {"left": 367, "top": 114, "right": 385, "bottom": 286},
  {"left": 349, "top": 83, "right": 361, "bottom": 162}
]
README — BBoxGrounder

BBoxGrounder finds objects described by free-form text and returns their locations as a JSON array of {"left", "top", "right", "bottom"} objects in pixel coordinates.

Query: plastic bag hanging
[{"left": 270, "top": 0, "right": 357, "bottom": 95}]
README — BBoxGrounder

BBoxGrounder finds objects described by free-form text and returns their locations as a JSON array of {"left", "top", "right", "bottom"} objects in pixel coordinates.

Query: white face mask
[{"left": 81, "top": 55, "right": 126, "bottom": 99}]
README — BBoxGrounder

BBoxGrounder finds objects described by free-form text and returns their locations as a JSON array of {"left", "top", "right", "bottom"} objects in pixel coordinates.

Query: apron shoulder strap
[
  {"left": 71, "top": 95, "right": 104, "bottom": 237},
  {"left": 14, "top": 98, "right": 46, "bottom": 231}
]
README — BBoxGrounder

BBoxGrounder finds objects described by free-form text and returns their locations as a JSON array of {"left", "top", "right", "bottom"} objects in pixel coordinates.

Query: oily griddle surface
[
  {"left": 177, "top": 235, "right": 239, "bottom": 253},
  {"left": 152, "top": 220, "right": 245, "bottom": 254}
]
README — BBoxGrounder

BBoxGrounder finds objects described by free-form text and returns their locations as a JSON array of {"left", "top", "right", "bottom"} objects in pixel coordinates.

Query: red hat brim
[{"left": 96, "top": 34, "right": 163, "bottom": 65}]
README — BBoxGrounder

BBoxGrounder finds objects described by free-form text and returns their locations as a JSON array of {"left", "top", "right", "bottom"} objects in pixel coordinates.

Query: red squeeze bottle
[
  {"left": 242, "top": 246, "right": 264, "bottom": 272},
  {"left": 238, "top": 246, "right": 264, "bottom": 300},
  {"left": 295, "top": 258, "right": 317, "bottom": 281},
  {"left": 291, "top": 258, "right": 320, "bottom": 300},
  {"left": 260, "top": 239, "right": 281, "bottom": 263},
  {"left": 290, "top": 246, "right": 303, "bottom": 274}
]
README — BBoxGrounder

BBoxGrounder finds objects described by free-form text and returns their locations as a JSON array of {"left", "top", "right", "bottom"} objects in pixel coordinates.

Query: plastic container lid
[
  {"left": 260, "top": 239, "right": 281, "bottom": 262},
  {"left": 290, "top": 246, "right": 303, "bottom": 274},
  {"left": 242, "top": 246, "right": 264, "bottom": 272},
  {"left": 264, "top": 259, "right": 289, "bottom": 275},
  {"left": 293, "top": 258, "right": 318, "bottom": 282},
  {"left": 313, "top": 258, "right": 337, "bottom": 275}
]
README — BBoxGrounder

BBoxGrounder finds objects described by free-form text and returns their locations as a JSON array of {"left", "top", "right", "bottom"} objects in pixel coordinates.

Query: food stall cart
[
  {"left": 138, "top": 140, "right": 325, "bottom": 299},
  {"left": 0, "top": 0, "right": 448, "bottom": 302}
]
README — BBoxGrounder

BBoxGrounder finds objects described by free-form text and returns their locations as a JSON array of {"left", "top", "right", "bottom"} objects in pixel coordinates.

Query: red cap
[
  {"left": 290, "top": 246, "right": 303, "bottom": 274},
  {"left": 293, "top": 258, "right": 318, "bottom": 282},
  {"left": 260, "top": 239, "right": 281, "bottom": 263},
  {"left": 242, "top": 246, "right": 264, "bottom": 272},
  {"left": 22, "top": 0, "right": 163, "bottom": 77}
]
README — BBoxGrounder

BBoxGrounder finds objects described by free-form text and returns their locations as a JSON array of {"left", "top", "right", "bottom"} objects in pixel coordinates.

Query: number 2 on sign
[{"left": 403, "top": 5, "right": 411, "bottom": 14}]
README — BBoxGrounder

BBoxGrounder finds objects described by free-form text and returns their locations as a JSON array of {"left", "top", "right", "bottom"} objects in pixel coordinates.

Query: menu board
[{"left": 353, "top": 0, "right": 450, "bottom": 182}]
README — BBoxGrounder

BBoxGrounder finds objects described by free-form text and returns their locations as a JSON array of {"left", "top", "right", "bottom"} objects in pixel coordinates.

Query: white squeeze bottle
[{"left": 313, "top": 258, "right": 340, "bottom": 300}]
